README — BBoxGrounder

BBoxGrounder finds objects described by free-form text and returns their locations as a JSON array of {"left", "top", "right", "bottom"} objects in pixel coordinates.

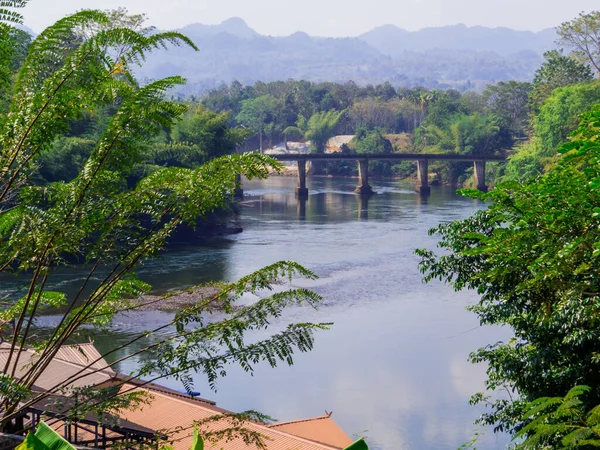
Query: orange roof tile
[
  {"left": 0, "top": 344, "right": 114, "bottom": 394},
  {"left": 117, "top": 384, "right": 344, "bottom": 450},
  {"left": 54, "top": 343, "right": 114, "bottom": 374},
  {"left": 269, "top": 416, "right": 353, "bottom": 449}
]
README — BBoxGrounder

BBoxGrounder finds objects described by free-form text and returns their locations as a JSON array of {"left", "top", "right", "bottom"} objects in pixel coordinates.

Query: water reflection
[
  {"left": 297, "top": 197, "right": 307, "bottom": 221},
  {"left": 30, "top": 177, "right": 509, "bottom": 450}
]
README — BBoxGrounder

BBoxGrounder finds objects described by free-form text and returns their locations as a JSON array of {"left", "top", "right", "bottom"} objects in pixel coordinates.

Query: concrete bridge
[{"left": 235, "top": 153, "right": 506, "bottom": 197}]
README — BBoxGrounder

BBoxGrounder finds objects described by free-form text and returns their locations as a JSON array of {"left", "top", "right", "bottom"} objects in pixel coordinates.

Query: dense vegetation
[
  {"left": 417, "top": 10, "right": 600, "bottom": 449},
  {"left": 5, "top": 3, "right": 600, "bottom": 448},
  {"left": 0, "top": 5, "right": 330, "bottom": 445}
]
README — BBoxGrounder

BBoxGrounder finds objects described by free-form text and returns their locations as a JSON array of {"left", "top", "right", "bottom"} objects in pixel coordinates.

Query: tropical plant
[
  {"left": 0, "top": 8, "right": 330, "bottom": 445},
  {"left": 300, "top": 109, "right": 346, "bottom": 155},
  {"left": 514, "top": 386, "right": 600, "bottom": 449},
  {"left": 415, "top": 104, "right": 600, "bottom": 437}
]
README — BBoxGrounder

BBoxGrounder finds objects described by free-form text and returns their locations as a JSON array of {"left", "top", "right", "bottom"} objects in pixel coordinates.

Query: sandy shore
[{"left": 133, "top": 285, "right": 229, "bottom": 312}]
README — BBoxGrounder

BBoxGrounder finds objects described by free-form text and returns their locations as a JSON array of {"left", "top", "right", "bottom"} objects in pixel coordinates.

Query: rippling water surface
[{"left": 30, "top": 176, "right": 512, "bottom": 449}]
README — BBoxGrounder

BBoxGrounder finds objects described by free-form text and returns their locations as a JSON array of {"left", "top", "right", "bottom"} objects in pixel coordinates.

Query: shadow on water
[{"left": 22, "top": 176, "right": 508, "bottom": 450}]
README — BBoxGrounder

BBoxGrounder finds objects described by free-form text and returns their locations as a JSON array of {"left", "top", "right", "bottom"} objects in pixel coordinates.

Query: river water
[{"left": 38, "top": 176, "right": 510, "bottom": 449}]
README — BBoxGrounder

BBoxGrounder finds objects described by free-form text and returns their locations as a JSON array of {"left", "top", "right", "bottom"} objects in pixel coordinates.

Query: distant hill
[
  {"left": 359, "top": 24, "right": 556, "bottom": 56},
  {"left": 135, "top": 18, "right": 558, "bottom": 94}
]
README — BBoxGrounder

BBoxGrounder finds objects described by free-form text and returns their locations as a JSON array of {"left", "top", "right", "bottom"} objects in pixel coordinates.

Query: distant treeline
[{"left": 194, "top": 48, "right": 597, "bottom": 186}]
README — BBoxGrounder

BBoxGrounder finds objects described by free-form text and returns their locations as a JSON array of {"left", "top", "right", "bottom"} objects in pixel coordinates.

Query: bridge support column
[
  {"left": 355, "top": 159, "right": 374, "bottom": 195},
  {"left": 416, "top": 160, "right": 431, "bottom": 195},
  {"left": 474, "top": 161, "right": 488, "bottom": 192},
  {"left": 233, "top": 173, "right": 243, "bottom": 199},
  {"left": 296, "top": 160, "right": 309, "bottom": 198}
]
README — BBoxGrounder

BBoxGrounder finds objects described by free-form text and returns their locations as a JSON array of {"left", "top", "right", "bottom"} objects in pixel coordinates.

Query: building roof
[
  {"left": 269, "top": 415, "right": 354, "bottom": 449},
  {"left": 116, "top": 384, "right": 346, "bottom": 450},
  {"left": 0, "top": 343, "right": 114, "bottom": 394},
  {"left": 54, "top": 343, "right": 115, "bottom": 374},
  {"left": 1, "top": 343, "right": 353, "bottom": 450}
]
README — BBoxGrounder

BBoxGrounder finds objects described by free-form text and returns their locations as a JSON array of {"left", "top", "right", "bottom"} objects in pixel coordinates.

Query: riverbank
[{"left": 134, "top": 285, "right": 228, "bottom": 312}]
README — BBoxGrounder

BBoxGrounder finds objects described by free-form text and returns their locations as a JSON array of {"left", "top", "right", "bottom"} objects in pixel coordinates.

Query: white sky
[{"left": 21, "top": 0, "right": 600, "bottom": 36}]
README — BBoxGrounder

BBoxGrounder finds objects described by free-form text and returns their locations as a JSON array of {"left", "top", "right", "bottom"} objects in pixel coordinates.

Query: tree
[
  {"left": 557, "top": 11, "right": 600, "bottom": 78},
  {"left": 348, "top": 98, "right": 399, "bottom": 132},
  {"left": 483, "top": 81, "right": 532, "bottom": 138},
  {"left": 419, "top": 113, "right": 507, "bottom": 184},
  {"left": 530, "top": 50, "right": 594, "bottom": 110},
  {"left": 533, "top": 81, "right": 600, "bottom": 156},
  {"left": 172, "top": 104, "right": 251, "bottom": 160},
  {"left": 0, "top": 8, "right": 330, "bottom": 443},
  {"left": 282, "top": 125, "right": 304, "bottom": 147},
  {"left": 415, "top": 104, "right": 600, "bottom": 438},
  {"left": 301, "top": 109, "right": 346, "bottom": 155},
  {"left": 353, "top": 128, "right": 393, "bottom": 176},
  {"left": 235, "top": 94, "right": 277, "bottom": 152}
]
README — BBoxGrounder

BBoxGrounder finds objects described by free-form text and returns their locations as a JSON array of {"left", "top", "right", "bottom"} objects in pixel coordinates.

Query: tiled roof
[
  {"left": 0, "top": 344, "right": 114, "bottom": 394},
  {"left": 117, "top": 384, "right": 344, "bottom": 450},
  {"left": 54, "top": 343, "right": 114, "bottom": 374},
  {"left": 1, "top": 343, "right": 352, "bottom": 450},
  {"left": 269, "top": 416, "right": 353, "bottom": 449}
]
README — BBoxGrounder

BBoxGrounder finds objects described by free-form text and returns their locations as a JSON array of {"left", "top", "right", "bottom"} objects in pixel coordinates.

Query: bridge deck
[{"left": 269, "top": 153, "right": 506, "bottom": 162}]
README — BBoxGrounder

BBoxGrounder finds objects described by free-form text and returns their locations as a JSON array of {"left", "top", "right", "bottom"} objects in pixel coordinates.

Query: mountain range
[{"left": 134, "top": 17, "right": 558, "bottom": 93}]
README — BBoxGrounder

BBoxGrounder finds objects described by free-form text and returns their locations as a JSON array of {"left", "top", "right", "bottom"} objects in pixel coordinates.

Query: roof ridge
[
  {"left": 269, "top": 415, "right": 331, "bottom": 427},
  {"left": 124, "top": 386, "right": 341, "bottom": 449}
]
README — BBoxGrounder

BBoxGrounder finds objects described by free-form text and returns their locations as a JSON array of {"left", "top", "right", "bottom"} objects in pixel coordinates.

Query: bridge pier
[
  {"left": 474, "top": 161, "right": 488, "bottom": 192},
  {"left": 354, "top": 159, "right": 374, "bottom": 196},
  {"left": 416, "top": 160, "right": 431, "bottom": 195},
  {"left": 296, "top": 160, "right": 309, "bottom": 198},
  {"left": 233, "top": 173, "right": 244, "bottom": 199}
]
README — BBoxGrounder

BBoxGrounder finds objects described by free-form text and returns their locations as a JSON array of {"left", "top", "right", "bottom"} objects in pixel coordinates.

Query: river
[{"left": 38, "top": 176, "right": 510, "bottom": 449}]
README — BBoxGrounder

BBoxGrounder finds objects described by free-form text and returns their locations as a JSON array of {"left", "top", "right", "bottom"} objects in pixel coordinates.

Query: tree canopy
[
  {"left": 417, "top": 104, "right": 600, "bottom": 443},
  {"left": 557, "top": 10, "right": 600, "bottom": 78},
  {"left": 0, "top": 9, "right": 330, "bottom": 443}
]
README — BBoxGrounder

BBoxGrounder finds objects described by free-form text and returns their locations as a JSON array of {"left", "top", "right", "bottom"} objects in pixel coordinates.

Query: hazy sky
[{"left": 21, "top": 0, "right": 599, "bottom": 36}]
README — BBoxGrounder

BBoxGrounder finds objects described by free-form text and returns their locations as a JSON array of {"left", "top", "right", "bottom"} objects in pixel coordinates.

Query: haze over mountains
[{"left": 136, "top": 17, "right": 558, "bottom": 94}]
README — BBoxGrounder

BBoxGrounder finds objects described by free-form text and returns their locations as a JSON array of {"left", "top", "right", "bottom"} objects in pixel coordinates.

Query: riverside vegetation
[
  {"left": 2, "top": 2, "right": 600, "bottom": 449},
  {"left": 0, "top": 3, "right": 331, "bottom": 448}
]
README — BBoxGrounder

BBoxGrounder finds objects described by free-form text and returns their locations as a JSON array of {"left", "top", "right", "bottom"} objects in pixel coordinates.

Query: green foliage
[
  {"left": 534, "top": 81, "right": 600, "bottom": 155},
  {"left": 17, "top": 421, "right": 75, "bottom": 450},
  {"left": 282, "top": 125, "right": 304, "bottom": 141},
  {"left": 557, "top": 11, "right": 600, "bottom": 78},
  {"left": 354, "top": 127, "right": 393, "bottom": 176},
  {"left": 0, "top": 1, "right": 29, "bottom": 26},
  {"left": 514, "top": 386, "right": 600, "bottom": 449},
  {"left": 416, "top": 104, "right": 600, "bottom": 436},
  {"left": 505, "top": 81, "right": 600, "bottom": 181},
  {"left": 235, "top": 95, "right": 278, "bottom": 150},
  {"left": 483, "top": 81, "right": 532, "bottom": 138},
  {"left": 0, "top": 9, "right": 330, "bottom": 440},
  {"left": 530, "top": 50, "right": 594, "bottom": 111},
  {"left": 302, "top": 109, "right": 346, "bottom": 154}
]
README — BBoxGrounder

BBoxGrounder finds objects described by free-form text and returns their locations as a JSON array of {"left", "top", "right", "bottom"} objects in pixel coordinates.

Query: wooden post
[
  {"left": 354, "top": 159, "right": 374, "bottom": 195},
  {"left": 296, "top": 160, "right": 308, "bottom": 198},
  {"left": 416, "top": 160, "right": 431, "bottom": 195},
  {"left": 474, "top": 160, "right": 488, "bottom": 192}
]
